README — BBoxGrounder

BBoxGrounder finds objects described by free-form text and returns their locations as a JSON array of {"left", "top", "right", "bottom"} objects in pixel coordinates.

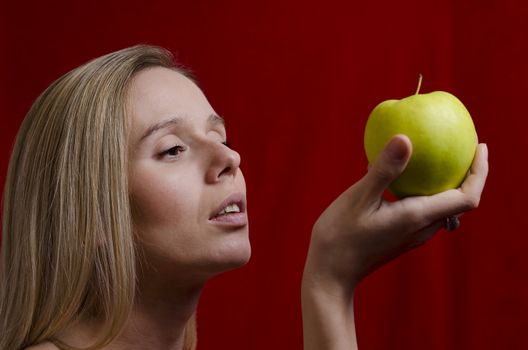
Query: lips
[{"left": 209, "top": 192, "right": 246, "bottom": 220}]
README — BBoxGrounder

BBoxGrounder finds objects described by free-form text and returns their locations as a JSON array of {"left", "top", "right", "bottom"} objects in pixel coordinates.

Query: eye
[
  {"left": 222, "top": 140, "right": 232, "bottom": 148},
  {"left": 159, "top": 145, "right": 186, "bottom": 158}
]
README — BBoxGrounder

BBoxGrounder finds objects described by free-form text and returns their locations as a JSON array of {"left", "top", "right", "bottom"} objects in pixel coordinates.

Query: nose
[{"left": 205, "top": 141, "right": 241, "bottom": 183}]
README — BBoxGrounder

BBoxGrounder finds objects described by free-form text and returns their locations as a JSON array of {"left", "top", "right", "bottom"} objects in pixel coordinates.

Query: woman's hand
[
  {"left": 301, "top": 134, "right": 489, "bottom": 350},
  {"left": 303, "top": 134, "right": 489, "bottom": 295}
]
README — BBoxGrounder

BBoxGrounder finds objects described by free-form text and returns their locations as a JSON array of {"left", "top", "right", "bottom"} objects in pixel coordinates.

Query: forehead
[{"left": 126, "top": 66, "right": 216, "bottom": 137}]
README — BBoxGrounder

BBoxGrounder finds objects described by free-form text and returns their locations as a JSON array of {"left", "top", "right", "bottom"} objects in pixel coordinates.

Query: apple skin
[{"left": 364, "top": 91, "right": 478, "bottom": 198}]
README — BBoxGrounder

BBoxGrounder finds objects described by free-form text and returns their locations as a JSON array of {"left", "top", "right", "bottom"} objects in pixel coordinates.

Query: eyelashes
[
  {"left": 159, "top": 141, "right": 232, "bottom": 159},
  {"left": 160, "top": 145, "right": 186, "bottom": 158}
]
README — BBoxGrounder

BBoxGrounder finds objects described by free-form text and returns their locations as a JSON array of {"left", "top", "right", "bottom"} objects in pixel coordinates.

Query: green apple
[{"left": 363, "top": 76, "right": 478, "bottom": 198}]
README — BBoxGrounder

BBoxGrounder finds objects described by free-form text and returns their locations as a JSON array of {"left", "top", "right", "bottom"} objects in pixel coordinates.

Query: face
[{"left": 127, "top": 67, "right": 250, "bottom": 283}]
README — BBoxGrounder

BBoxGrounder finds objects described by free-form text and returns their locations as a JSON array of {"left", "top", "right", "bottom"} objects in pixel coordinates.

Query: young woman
[{"left": 0, "top": 45, "right": 489, "bottom": 350}]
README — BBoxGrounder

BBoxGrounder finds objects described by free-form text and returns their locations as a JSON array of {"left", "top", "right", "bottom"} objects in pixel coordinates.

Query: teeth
[{"left": 217, "top": 203, "right": 240, "bottom": 216}]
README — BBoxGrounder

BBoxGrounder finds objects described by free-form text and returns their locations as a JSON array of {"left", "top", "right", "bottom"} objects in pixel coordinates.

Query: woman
[{"left": 0, "top": 45, "right": 489, "bottom": 350}]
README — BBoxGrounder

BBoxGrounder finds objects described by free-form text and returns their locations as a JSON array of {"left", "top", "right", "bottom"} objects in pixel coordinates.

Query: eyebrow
[{"left": 138, "top": 113, "right": 226, "bottom": 144}]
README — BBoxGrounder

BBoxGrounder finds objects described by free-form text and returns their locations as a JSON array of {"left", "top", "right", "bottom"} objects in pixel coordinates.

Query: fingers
[
  {"left": 409, "top": 219, "right": 445, "bottom": 249},
  {"left": 361, "top": 135, "right": 413, "bottom": 202},
  {"left": 460, "top": 143, "right": 489, "bottom": 205},
  {"left": 389, "top": 143, "right": 489, "bottom": 227}
]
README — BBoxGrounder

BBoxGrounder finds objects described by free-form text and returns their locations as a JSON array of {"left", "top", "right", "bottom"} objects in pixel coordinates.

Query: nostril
[
  {"left": 219, "top": 166, "right": 234, "bottom": 178},
  {"left": 208, "top": 145, "right": 241, "bottom": 183}
]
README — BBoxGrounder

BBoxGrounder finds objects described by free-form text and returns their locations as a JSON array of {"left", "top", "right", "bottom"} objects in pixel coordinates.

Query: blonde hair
[{"left": 0, "top": 45, "right": 197, "bottom": 350}]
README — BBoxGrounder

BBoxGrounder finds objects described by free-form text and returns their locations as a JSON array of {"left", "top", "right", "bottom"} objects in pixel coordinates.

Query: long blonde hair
[{"left": 0, "top": 45, "right": 197, "bottom": 350}]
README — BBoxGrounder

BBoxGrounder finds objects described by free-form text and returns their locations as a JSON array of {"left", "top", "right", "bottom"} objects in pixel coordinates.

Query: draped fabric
[{"left": 2, "top": 1, "right": 527, "bottom": 349}]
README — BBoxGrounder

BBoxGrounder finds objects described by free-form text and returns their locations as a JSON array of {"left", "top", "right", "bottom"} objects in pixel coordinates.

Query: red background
[{"left": 2, "top": 0, "right": 527, "bottom": 349}]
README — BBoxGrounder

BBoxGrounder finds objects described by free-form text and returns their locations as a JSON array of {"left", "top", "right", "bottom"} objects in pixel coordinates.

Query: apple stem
[{"left": 415, "top": 74, "right": 423, "bottom": 95}]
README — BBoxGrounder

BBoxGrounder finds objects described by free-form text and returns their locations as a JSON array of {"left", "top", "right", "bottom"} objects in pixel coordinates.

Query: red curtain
[{"left": 2, "top": 1, "right": 527, "bottom": 349}]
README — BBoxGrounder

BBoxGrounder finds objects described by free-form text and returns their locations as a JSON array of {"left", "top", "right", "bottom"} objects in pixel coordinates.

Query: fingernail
[
  {"left": 483, "top": 143, "right": 488, "bottom": 160},
  {"left": 387, "top": 137, "right": 407, "bottom": 161}
]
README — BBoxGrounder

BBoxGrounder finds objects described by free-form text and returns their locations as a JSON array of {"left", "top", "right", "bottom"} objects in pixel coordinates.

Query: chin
[{"left": 207, "top": 235, "right": 252, "bottom": 275}]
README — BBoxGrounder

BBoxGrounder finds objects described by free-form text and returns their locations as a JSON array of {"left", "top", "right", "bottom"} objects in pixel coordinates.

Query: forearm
[{"left": 301, "top": 268, "right": 358, "bottom": 350}]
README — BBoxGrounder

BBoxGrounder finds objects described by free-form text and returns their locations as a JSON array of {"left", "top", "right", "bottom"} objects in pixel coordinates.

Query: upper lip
[{"left": 209, "top": 192, "right": 246, "bottom": 219}]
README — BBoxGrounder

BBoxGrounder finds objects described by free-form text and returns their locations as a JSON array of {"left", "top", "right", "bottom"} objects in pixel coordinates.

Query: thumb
[{"left": 362, "top": 134, "right": 413, "bottom": 200}]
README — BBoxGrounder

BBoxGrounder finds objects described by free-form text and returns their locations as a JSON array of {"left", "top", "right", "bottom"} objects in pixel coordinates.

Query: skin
[
  {"left": 302, "top": 135, "right": 489, "bottom": 349},
  {"left": 31, "top": 67, "right": 251, "bottom": 349},
  {"left": 28, "top": 68, "right": 490, "bottom": 349}
]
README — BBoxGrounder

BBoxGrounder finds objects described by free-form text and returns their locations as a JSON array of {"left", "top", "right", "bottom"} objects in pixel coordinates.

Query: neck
[
  {"left": 118, "top": 280, "right": 203, "bottom": 350},
  {"left": 55, "top": 275, "right": 205, "bottom": 350}
]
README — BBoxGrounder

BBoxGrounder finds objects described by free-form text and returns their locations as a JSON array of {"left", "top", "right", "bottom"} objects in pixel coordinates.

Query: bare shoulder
[{"left": 24, "top": 341, "right": 60, "bottom": 350}]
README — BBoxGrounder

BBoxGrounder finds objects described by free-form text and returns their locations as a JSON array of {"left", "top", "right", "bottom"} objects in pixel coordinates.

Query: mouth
[{"left": 208, "top": 192, "right": 248, "bottom": 226}]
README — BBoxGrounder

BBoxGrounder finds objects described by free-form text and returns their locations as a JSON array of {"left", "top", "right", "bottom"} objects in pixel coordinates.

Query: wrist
[
  {"left": 301, "top": 271, "right": 358, "bottom": 350},
  {"left": 301, "top": 267, "right": 356, "bottom": 308},
  {"left": 303, "top": 241, "right": 361, "bottom": 298}
]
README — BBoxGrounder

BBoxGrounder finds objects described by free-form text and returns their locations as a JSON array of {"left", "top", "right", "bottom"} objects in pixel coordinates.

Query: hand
[{"left": 303, "top": 134, "right": 489, "bottom": 294}]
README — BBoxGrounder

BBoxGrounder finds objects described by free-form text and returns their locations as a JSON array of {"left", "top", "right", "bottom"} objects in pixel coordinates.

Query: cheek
[{"left": 130, "top": 167, "right": 197, "bottom": 231}]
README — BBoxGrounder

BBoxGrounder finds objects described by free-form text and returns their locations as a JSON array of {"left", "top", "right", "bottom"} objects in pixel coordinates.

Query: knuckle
[
  {"left": 464, "top": 194, "right": 480, "bottom": 209},
  {"left": 483, "top": 161, "right": 489, "bottom": 174},
  {"left": 372, "top": 165, "right": 394, "bottom": 181}
]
